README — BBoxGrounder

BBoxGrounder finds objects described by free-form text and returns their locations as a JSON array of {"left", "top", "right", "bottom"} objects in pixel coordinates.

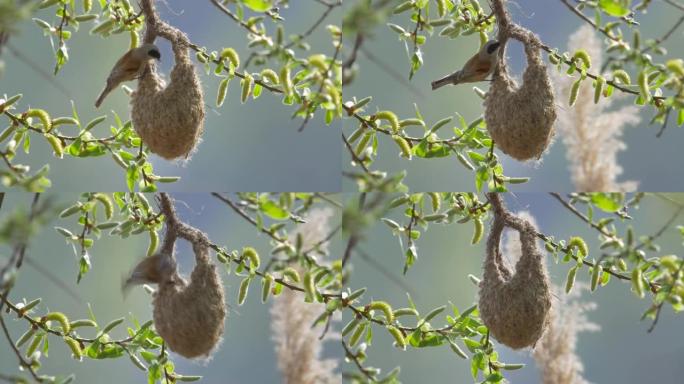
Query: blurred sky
[
  {"left": 342, "top": 0, "right": 684, "bottom": 192},
  {"left": 0, "top": 193, "right": 343, "bottom": 384},
  {"left": 344, "top": 192, "right": 684, "bottom": 383},
  {"left": 0, "top": 1, "right": 341, "bottom": 192}
]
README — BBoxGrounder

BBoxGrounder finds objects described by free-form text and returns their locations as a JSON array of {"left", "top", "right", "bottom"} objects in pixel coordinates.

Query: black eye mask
[
  {"left": 148, "top": 49, "right": 161, "bottom": 60},
  {"left": 487, "top": 42, "right": 501, "bottom": 54}
]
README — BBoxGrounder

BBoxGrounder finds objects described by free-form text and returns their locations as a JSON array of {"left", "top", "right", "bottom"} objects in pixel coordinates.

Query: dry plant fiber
[
  {"left": 131, "top": 0, "right": 205, "bottom": 160},
  {"left": 151, "top": 193, "right": 226, "bottom": 358},
  {"left": 484, "top": 0, "right": 556, "bottom": 161},
  {"left": 478, "top": 193, "right": 551, "bottom": 349}
]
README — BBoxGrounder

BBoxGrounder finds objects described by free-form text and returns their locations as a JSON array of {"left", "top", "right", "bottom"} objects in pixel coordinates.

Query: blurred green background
[
  {"left": 342, "top": 0, "right": 684, "bottom": 191},
  {"left": 344, "top": 193, "right": 684, "bottom": 383},
  {"left": 0, "top": 1, "right": 341, "bottom": 192},
  {"left": 0, "top": 192, "right": 343, "bottom": 384}
]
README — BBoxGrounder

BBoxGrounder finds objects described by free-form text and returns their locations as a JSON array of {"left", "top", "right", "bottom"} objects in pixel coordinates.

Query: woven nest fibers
[
  {"left": 153, "top": 248, "right": 226, "bottom": 359},
  {"left": 478, "top": 213, "right": 551, "bottom": 349},
  {"left": 484, "top": 30, "right": 557, "bottom": 161},
  {"left": 131, "top": 32, "right": 205, "bottom": 160}
]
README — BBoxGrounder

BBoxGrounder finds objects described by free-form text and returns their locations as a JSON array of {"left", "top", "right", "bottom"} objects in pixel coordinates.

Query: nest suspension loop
[
  {"left": 131, "top": 0, "right": 205, "bottom": 160},
  {"left": 150, "top": 193, "right": 226, "bottom": 359},
  {"left": 477, "top": 193, "right": 551, "bottom": 349},
  {"left": 483, "top": 0, "right": 557, "bottom": 161}
]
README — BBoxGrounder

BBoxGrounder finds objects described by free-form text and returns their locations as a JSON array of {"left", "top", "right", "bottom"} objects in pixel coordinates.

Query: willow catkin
[
  {"left": 484, "top": 0, "right": 557, "bottom": 161},
  {"left": 131, "top": 0, "right": 205, "bottom": 160},
  {"left": 478, "top": 194, "right": 551, "bottom": 349}
]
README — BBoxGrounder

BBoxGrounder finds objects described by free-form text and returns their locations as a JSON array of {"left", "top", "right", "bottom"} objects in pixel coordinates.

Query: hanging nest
[
  {"left": 483, "top": 0, "right": 556, "bottom": 161},
  {"left": 147, "top": 193, "right": 225, "bottom": 358},
  {"left": 478, "top": 193, "right": 551, "bottom": 349},
  {"left": 131, "top": 0, "right": 205, "bottom": 160}
]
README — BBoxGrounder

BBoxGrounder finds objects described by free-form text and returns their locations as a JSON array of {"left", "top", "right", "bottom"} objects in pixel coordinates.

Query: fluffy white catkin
[
  {"left": 533, "top": 283, "right": 599, "bottom": 384},
  {"left": 553, "top": 25, "right": 640, "bottom": 192},
  {"left": 270, "top": 208, "right": 340, "bottom": 384}
]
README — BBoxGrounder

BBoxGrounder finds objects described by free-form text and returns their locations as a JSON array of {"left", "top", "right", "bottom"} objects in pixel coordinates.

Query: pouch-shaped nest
[
  {"left": 151, "top": 193, "right": 226, "bottom": 358},
  {"left": 131, "top": 0, "right": 205, "bottom": 159},
  {"left": 484, "top": 0, "right": 556, "bottom": 161},
  {"left": 478, "top": 193, "right": 551, "bottom": 349},
  {"left": 153, "top": 242, "right": 225, "bottom": 358}
]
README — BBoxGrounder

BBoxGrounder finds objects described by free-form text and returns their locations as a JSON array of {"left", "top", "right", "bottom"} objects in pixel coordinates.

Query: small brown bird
[
  {"left": 431, "top": 40, "right": 501, "bottom": 90},
  {"left": 95, "top": 43, "right": 161, "bottom": 108},
  {"left": 122, "top": 253, "right": 179, "bottom": 295}
]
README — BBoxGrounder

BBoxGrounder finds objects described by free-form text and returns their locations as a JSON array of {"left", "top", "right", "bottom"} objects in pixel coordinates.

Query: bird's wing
[
  {"left": 472, "top": 56, "right": 492, "bottom": 75},
  {"left": 107, "top": 50, "right": 140, "bottom": 82}
]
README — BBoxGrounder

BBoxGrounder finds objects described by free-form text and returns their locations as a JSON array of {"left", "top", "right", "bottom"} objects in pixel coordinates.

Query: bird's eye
[
  {"left": 487, "top": 42, "right": 501, "bottom": 54},
  {"left": 149, "top": 50, "right": 161, "bottom": 59}
]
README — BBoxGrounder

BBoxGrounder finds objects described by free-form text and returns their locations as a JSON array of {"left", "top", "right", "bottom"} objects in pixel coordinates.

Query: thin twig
[
  {"left": 549, "top": 193, "right": 617, "bottom": 239},
  {"left": 209, "top": 0, "right": 262, "bottom": 36},
  {"left": 7, "top": 44, "right": 73, "bottom": 99},
  {"left": 209, "top": 193, "right": 340, "bottom": 298},
  {"left": 0, "top": 372, "right": 27, "bottom": 383},
  {"left": 642, "top": 14, "right": 684, "bottom": 54},
  {"left": 356, "top": 247, "right": 417, "bottom": 296},
  {"left": 0, "top": 315, "right": 43, "bottom": 382},
  {"left": 312, "top": 193, "right": 343, "bottom": 208},
  {"left": 656, "top": 107, "right": 672, "bottom": 137},
  {"left": 663, "top": 0, "right": 684, "bottom": 12},
  {"left": 342, "top": 132, "right": 372, "bottom": 175},
  {"left": 211, "top": 193, "right": 287, "bottom": 243},
  {"left": 303, "top": 223, "right": 341, "bottom": 254},
  {"left": 634, "top": 204, "right": 684, "bottom": 252},
  {"left": 559, "top": 0, "right": 621, "bottom": 43},
  {"left": 343, "top": 34, "right": 364, "bottom": 70},
  {"left": 360, "top": 46, "right": 425, "bottom": 98},
  {"left": 342, "top": 340, "right": 376, "bottom": 382},
  {"left": 284, "top": 0, "right": 341, "bottom": 49},
  {"left": 0, "top": 193, "right": 40, "bottom": 312}
]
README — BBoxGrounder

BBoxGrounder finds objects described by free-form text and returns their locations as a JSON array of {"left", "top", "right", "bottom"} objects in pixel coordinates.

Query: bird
[
  {"left": 121, "top": 253, "right": 180, "bottom": 295},
  {"left": 95, "top": 43, "right": 161, "bottom": 108},
  {"left": 431, "top": 40, "right": 501, "bottom": 90}
]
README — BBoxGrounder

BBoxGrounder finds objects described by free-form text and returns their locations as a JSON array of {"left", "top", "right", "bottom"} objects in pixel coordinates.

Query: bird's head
[
  {"left": 481, "top": 40, "right": 501, "bottom": 57},
  {"left": 121, "top": 253, "right": 178, "bottom": 295},
  {"left": 140, "top": 43, "right": 161, "bottom": 61}
]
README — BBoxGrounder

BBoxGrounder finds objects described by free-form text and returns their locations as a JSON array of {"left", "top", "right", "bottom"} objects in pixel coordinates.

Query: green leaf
[
  {"left": 590, "top": 193, "right": 623, "bottom": 212},
  {"left": 126, "top": 164, "right": 139, "bottom": 192},
  {"left": 599, "top": 0, "right": 630, "bottom": 17},
  {"left": 485, "top": 372, "right": 504, "bottom": 382},
  {"left": 258, "top": 196, "right": 290, "bottom": 220},
  {"left": 100, "top": 317, "right": 125, "bottom": 334},
  {"left": 85, "top": 116, "right": 106, "bottom": 131},
  {"left": 423, "top": 305, "right": 446, "bottom": 322},
  {"left": 388, "top": 23, "right": 407, "bottom": 35},
  {"left": 243, "top": 0, "right": 272, "bottom": 12},
  {"left": 566, "top": 265, "right": 578, "bottom": 293},
  {"left": 77, "top": 254, "right": 91, "bottom": 283},
  {"left": 176, "top": 375, "right": 202, "bottom": 382},
  {"left": 475, "top": 166, "right": 490, "bottom": 193},
  {"left": 413, "top": 138, "right": 449, "bottom": 158},
  {"left": 409, "top": 49, "right": 423, "bottom": 79}
]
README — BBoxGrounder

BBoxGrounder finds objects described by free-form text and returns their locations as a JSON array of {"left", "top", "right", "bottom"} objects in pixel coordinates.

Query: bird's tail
[
  {"left": 94, "top": 85, "right": 111, "bottom": 108},
  {"left": 431, "top": 71, "right": 462, "bottom": 90}
]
